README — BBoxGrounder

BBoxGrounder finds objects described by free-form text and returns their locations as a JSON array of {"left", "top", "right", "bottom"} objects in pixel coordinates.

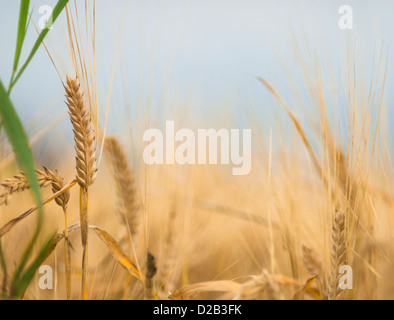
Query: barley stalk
[
  {"left": 0, "top": 167, "right": 71, "bottom": 298},
  {"left": 80, "top": 187, "right": 89, "bottom": 300},
  {"left": 45, "top": 169, "right": 72, "bottom": 300},
  {"left": 43, "top": 167, "right": 72, "bottom": 299},
  {"left": 63, "top": 212, "right": 71, "bottom": 300},
  {"left": 65, "top": 75, "right": 97, "bottom": 300}
]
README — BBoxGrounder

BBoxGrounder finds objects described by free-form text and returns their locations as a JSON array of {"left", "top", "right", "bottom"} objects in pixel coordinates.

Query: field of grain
[{"left": 0, "top": 1, "right": 393, "bottom": 300}]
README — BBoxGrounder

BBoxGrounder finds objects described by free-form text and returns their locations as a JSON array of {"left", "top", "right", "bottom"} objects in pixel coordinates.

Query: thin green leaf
[
  {"left": 0, "top": 80, "right": 41, "bottom": 210},
  {"left": 0, "top": 79, "right": 43, "bottom": 286},
  {"left": 10, "top": 0, "right": 69, "bottom": 90},
  {"left": 0, "top": 240, "right": 8, "bottom": 297},
  {"left": 11, "top": 0, "right": 30, "bottom": 80},
  {"left": 10, "top": 234, "right": 56, "bottom": 299}
]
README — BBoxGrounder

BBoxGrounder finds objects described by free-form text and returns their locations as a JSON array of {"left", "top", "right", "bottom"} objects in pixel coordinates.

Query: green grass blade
[
  {"left": 10, "top": 234, "right": 56, "bottom": 299},
  {"left": 11, "top": 0, "right": 30, "bottom": 81},
  {"left": 0, "top": 79, "right": 44, "bottom": 290},
  {"left": 10, "top": 0, "right": 69, "bottom": 90},
  {"left": 0, "top": 240, "right": 7, "bottom": 297},
  {"left": 0, "top": 80, "right": 41, "bottom": 210}
]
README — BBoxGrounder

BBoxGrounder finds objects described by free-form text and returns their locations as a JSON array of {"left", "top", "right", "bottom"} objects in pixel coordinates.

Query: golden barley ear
[
  {"left": 328, "top": 210, "right": 347, "bottom": 300},
  {"left": 64, "top": 75, "right": 97, "bottom": 189},
  {"left": 40, "top": 167, "right": 70, "bottom": 211},
  {"left": 104, "top": 136, "right": 139, "bottom": 235},
  {"left": 0, "top": 168, "right": 69, "bottom": 207},
  {"left": 0, "top": 173, "right": 44, "bottom": 205}
]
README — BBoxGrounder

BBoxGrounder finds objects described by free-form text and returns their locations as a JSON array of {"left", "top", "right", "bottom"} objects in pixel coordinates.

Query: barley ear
[
  {"left": 0, "top": 170, "right": 51, "bottom": 205},
  {"left": 104, "top": 136, "right": 139, "bottom": 237},
  {"left": 328, "top": 211, "right": 347, "bottom": 300},
  {"left": 64, "top": 75, "right": 97, "bottom": 189}
]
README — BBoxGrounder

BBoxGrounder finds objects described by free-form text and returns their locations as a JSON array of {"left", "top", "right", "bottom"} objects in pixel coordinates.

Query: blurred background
[{"left": 0, "top": 0, "right": 393, "bottom": 300}]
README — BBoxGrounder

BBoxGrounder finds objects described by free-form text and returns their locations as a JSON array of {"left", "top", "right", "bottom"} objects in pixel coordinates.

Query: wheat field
[{"left": 0, "top": 1, "right": 393, "bottom": 300}]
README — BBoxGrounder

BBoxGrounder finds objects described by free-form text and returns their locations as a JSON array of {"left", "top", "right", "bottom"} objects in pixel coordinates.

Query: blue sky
[{"left": 0, "top": 0, "right": 393, "bottom": 158}]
